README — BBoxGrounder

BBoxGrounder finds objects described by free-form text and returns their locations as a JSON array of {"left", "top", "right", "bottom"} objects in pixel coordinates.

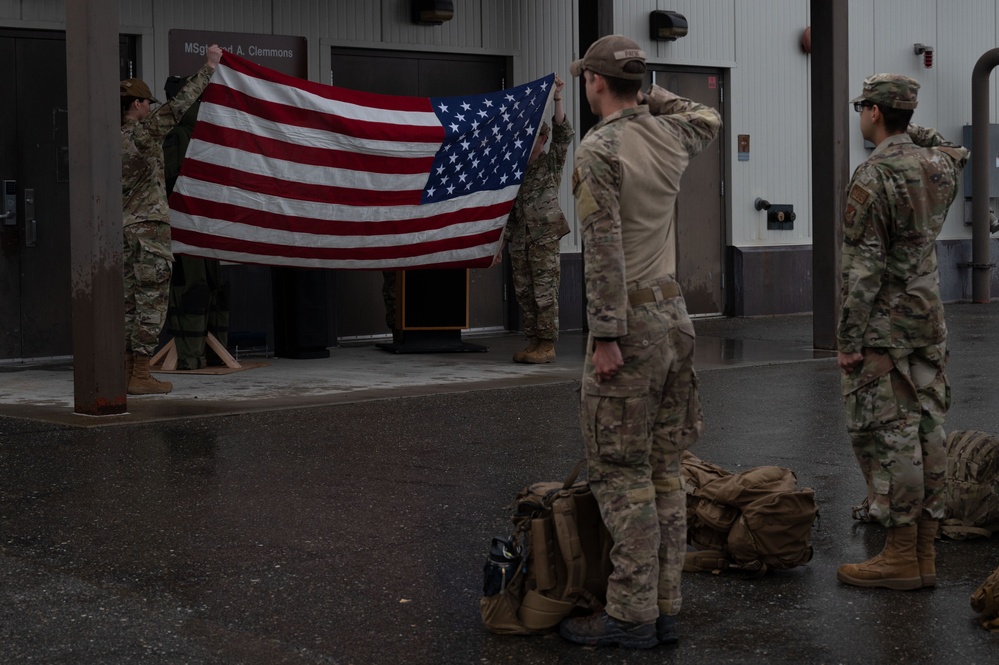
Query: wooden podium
[{"left": 376, "top": 268, "right": 487, "bottom": 353}]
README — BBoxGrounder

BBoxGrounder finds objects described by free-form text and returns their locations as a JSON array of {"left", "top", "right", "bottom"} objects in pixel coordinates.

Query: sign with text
[{"left": 168, "top": 29, "right": 307, "bottom": 79}]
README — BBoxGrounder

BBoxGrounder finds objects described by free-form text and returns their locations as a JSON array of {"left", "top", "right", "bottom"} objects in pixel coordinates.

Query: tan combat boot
[
  {"left": 837, "top": 524, "right": 921, "bottom": 590},
  {"left": 512, "top": 338, "right": 538, "bottom": 363},
  {"left": 916, "top": 519, "right": 939, "bottom": 588},
  {"left": 128, "top": 353, "right": 173, "bottom": 395},
  {"left": 520, "top": 340, "right": 555, "bottom": 364},
  {"left": 124, "top": 351, "right": 134, "bottom": 385}
]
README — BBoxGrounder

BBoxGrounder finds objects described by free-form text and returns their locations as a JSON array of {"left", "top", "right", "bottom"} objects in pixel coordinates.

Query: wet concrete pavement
[{"left": 2, "top": 305, "right": 998, "bottom": 663}]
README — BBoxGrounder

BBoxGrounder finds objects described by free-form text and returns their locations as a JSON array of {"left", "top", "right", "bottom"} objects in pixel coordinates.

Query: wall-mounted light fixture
[
  {"left": 412, "top": 0, "right": 454, "bottom": 25},
  {"left": 650, "top": 11, "right": 688, "bottom": 42},
  {"left": 914, "top": 43, "right": 934, "bottom": 69}
]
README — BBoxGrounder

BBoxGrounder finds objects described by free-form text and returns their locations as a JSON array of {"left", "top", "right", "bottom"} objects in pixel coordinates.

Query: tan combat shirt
[{"left": 572, "top": 85, "right": 722, "bottom": 338}]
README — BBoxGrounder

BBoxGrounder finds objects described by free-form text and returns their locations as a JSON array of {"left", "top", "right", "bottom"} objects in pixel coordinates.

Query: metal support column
[
  {"left": 67, "top": 0, "right": 127, "bottom": 415},
  {"left": 971, "top": 49, "right": 999, "bottom": 303},
  {"left": 809, "top": 0, "right": 850, "bottom": 350}
]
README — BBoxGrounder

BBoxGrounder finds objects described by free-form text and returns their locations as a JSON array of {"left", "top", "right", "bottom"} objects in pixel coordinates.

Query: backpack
[
  {"left": 479, "top": 461, "right": 612, "bottom": 634},
  {"left": 682, "top": 452, "right": 818, "bottom": 574},
  {"left": 941, "top": 430, "right": 999, "bottom": 540},
  {"left": 971, "top": 563, "right": 999, "bottom": 632}
]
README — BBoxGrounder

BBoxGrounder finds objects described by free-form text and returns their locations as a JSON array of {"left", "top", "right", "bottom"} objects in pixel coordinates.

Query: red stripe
[
  {"left": 192, "top": 123, "right": 435, "bottom": 175},
  {"left": 207, "top": 63, "right": 443, "bottom": 144},
  {"left": 171, "top": 226, "right": 502, "bottom": 261},
  {"left": 170, "top": 192, "right": 514, "bottom": 237},
  {"left": 180, "top": 159, "right": 424, "bottom": 207},
  {"left": 221, "top": 52, "right": 433, "bottom": 113}
]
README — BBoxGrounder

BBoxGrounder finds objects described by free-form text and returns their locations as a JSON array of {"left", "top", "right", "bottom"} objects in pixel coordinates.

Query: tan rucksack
[
  {"left": 971, "top": 563, "right": 999, "bottom": 631},
  {"left": 480, "top": 461, "right": 612, "bottom": 634},
  {"left": 941, "top": 430, "right": 999, "bottom": 539},
  {"left": 682, "top": 452, "right": 818, "bottom": 574}
]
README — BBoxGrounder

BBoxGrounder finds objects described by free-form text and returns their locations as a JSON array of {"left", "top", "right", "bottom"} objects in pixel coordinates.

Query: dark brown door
[
  {"left": 0, "top": 31, "right": 71, "bottom": 359},
  {"left": 652, "top": 69, "right": 725, "bottom": 316},
  {"left": 329, "top": 49, "right": 508, "bottom": 339}
]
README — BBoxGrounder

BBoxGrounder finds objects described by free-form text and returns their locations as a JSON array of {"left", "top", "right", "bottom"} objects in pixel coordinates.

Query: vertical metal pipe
[
  {"left": 810, "top": 0, "right": 850, "bottom": 349},
  {"left": 972, "top": 49, "right": 999, "bottom": 303}
]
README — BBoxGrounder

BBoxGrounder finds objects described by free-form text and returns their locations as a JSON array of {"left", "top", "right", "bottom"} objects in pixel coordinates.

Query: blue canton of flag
[{"left": 422, "top": 73, "right": 555, "bottom": 204}]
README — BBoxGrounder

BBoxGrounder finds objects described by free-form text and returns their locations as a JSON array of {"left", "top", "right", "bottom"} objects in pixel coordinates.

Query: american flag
[{"left": 169, "top": 53, "right": 555, "bottom": 270}]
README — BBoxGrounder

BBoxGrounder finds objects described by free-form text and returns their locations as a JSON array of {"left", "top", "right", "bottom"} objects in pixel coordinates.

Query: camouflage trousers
[
  {"left": 508, "top": 227, "right": 560, "bottom": 341},
  {"left": 580, "top": 280, "right": 704, "bottom": 623},
  {"left": 842, "top": 343, "right": 949, "bottom": 527},
  {"left": 123, "top": 221, "right": 174, "bottom": 357}
]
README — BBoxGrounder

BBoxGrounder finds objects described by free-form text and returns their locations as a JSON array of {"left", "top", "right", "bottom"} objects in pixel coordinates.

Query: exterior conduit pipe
[{"left": 971, "top": 48, "right": 999, "bottom": 303}]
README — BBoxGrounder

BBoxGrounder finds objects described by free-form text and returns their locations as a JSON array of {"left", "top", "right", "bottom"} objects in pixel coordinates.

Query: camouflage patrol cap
[
  {"left": 120, "top": 78, "right": 159, "bottom": 103},
  {"left": 569, "top": 34, "right": 646, "bottom": 81},
  {"left": 850, "top": 73, "right": 919, "bottom": 110}
]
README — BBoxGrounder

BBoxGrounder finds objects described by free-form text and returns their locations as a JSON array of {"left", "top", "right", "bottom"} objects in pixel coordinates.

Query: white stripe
[
  {"left": 170, "top": 209, "right": 509, "bottom": 250},
  {"left": 173, "top": 176, "right": 520, "bottom": 224},
  {"left": 172, "top": 240, "right": 498, "bottom": 271}
]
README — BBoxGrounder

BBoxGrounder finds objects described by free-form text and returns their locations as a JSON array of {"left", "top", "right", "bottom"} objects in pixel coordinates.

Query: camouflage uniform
[
  {"left": 505, "top": 119, "right": 574, "bottom": 341},
  {"left": 573, "top": 84, "right": 721, "bottom": 624},
  {"left": 839, "top": 74, "right": 969, "bottom": 528},
  {"left": 121, "top": 64, "right": 214, "bottom": 356}
]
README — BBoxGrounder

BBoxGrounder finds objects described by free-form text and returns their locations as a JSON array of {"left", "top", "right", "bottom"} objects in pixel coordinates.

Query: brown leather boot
[
  {"left": 124, "top": 351, "right": 134, "bottom": 385},
  {"left": 128, "top": 353, "right": 173, "bottom": 395},
  {"left": 512, "top": 338, "right": 537, "bottom": 363},
  {"left": 520, "top": 340, "right": 555, "bottom": 364},
  {"left": 916, "top": 519, "right": 939, "bottom": 588},
  {"left": 837, "top": 524, "right": 921, "bottom": 590}
]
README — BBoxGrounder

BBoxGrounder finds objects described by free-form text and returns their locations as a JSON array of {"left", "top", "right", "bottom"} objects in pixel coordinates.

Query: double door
[{"left": 0, "top": 31, "right": 70, "bottom": 360}]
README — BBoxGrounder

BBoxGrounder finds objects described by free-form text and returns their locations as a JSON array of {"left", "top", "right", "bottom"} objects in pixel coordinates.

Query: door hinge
[{"left": 720, "top": 180, "right": 725, "bottom": 197}]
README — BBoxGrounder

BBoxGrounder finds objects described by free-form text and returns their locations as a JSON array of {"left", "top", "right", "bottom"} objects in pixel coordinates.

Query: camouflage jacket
[
  {"left": 572, "top": 85, "right": 721, "bottom": 338},
  {"left": 121, "top": 63, "right": 214, "bottom": 227},
  {"left": 505, "top": 118, "right": 574, "bottom": 243},
  {"left": 837, "top": 125, "right": 969, "bottom": 353}
]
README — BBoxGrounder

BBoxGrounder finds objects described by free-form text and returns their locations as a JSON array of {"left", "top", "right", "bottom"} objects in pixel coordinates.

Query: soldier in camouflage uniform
[
  {"left": 501, "top": 74, "right": 573, "bottom": 364},
  {"left": 558, "top": 35, "right": 721, "bottom": 649},
  {"left": 836, "top": 74, "right": 969, "bottom": 591},
  {"left": 120, "top": 44, "right": 222, "bottom": 394}
]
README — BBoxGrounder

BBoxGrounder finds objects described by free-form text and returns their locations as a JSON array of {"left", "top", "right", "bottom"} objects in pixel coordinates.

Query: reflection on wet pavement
[{"left": 696, "top": 336, "right": 837, "bottom": 370}]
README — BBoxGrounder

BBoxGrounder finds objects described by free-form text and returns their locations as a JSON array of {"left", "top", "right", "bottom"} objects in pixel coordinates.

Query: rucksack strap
[
  {"left": 552, "top": 493, "right": 586, "bottom": 599},
  {"left": 563, "top": 459, "right": 586, "bottom": 489},
  {"left": 940, "top": 520, "right": 993, "bottom": 539}
]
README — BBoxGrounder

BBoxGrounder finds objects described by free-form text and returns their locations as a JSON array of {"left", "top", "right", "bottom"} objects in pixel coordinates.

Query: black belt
[{"left": 628, "top": 281, "right": 681, "bottom": 306}]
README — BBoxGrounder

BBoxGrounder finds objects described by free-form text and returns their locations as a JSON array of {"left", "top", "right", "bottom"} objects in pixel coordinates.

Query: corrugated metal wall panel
[
  {"left": 119, "top": 1, "right": 154, "bottom": 30},
  {"left": 274, "top": 0, "right": 381, "bottom": 44},
  {"left": 611, "top": 0, "right": 736, "bottom": 65},
  {"left": 0, "top": 0, "right": 18, "bottom": 21},
  {"left": 21, "top": 0, "right": 63, "bottom": 23},
  {"left": 729, "top": 0, "right": 810, "bottom": 246},
  {"left": 381, "top": 0, "right": 481, "bottom": 49},
  {"left": 481, "top": 0, "right": 519, "bottom": 52},
  {"left": 517, "top": 0, "right": 579, "bottom": 248}
]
